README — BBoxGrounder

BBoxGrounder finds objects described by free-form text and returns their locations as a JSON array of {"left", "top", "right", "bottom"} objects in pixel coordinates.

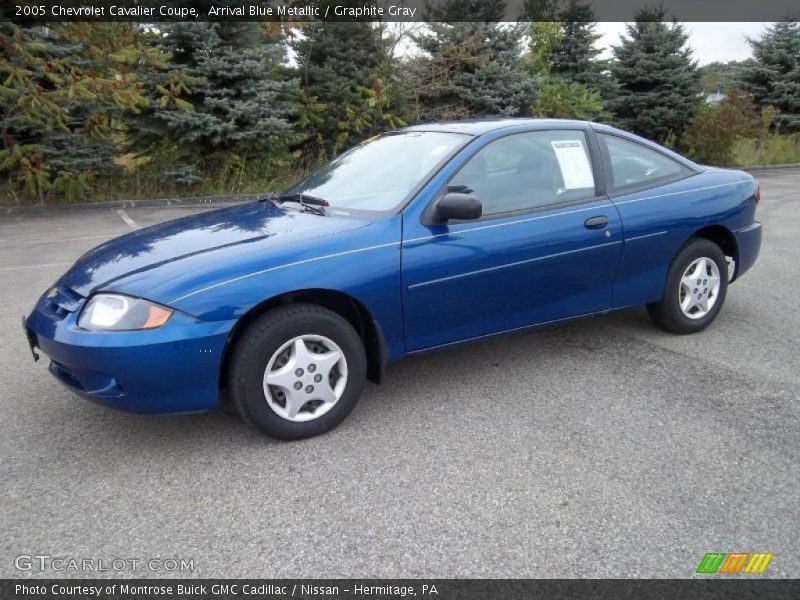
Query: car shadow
[
  {"left": 374, "top": 307, "right": 650, "bottom": 390},
  {"left": 39, "top": 306, "right": 651, "bottom": 458}
]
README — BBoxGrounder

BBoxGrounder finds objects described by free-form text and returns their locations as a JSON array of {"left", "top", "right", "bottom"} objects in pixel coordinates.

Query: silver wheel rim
[
  {"left": 679, "top": 256, "right": 721, "bottom": 320},
  {"left": 263, "top": 335, "right": 348, "bottom": 422}
]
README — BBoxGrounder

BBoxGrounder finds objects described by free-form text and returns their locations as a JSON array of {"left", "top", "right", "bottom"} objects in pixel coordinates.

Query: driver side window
[
  {"left": 600, "top": 133, "right": 689, "bottom": 191},
  {"left": 448, "top": 130, "right": 597, "bottom": 217}
]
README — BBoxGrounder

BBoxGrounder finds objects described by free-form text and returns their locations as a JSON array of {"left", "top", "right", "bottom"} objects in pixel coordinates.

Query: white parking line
[
  {"left": 0, "top": 234, "right": 111, "bottom": 248},
  {"left": 0, "top": 262, "right": 72, "bottom": 272},
  {"left": 116, "top": 209, "right": 138, "bottom": 230}
]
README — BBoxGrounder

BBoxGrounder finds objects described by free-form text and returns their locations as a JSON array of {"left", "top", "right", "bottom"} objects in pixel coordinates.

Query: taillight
[{"left": 755, "top": 184, "right": 761, "bottom": 204}]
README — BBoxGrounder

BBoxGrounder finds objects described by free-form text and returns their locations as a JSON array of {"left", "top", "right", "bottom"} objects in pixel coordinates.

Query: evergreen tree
[
  {"left": 549, "top": 1, "right": 606, "bottom": 91},
  {"left": 738, "top": 21, "right": 800, "bottom": 132},
  {"left": 608, "top": 8, "right": 701, "bottom": 143},
  {"left": 149, "top": 22, "right": 296, "bottom": 186},
  {"left": 122, "top": 27, "right": 196, "bottom": 186},
  {"left": 428, "top": 0, "right": 507, "bottom": 21},
  {"left": 292, "top": 16, "right": 404, "bottom": 166},
  {"left": 411, "top": 1, "right": 536, "bottom": 121},
  {"left": 0, "top": 22, "right": 162, "bottom": 203},
  {"left": 524, "top": 2, "right": 608, "bottom": 120},
  {"left": 533, "top": 78, "right": 602, "bottom": 119},
  {"left": 520, "top": 0, "right": 559, "bottom": 21}
]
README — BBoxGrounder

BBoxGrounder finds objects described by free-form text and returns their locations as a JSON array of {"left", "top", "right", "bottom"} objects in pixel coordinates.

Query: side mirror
[{"left": 434, "top": 193, "right": 482, "bottom": 223}]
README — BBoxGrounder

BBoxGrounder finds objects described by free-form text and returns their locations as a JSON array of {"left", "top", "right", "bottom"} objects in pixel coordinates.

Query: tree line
[{"left": 1, "top": 1, "right": 798, "bottom": 204}]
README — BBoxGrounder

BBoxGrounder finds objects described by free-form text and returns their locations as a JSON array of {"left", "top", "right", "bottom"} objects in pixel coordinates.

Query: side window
[
  {"left": 600, "top": 134, "right": 690, "bottom": 191},
  {"left": 448, "top": 131, "right": 597, "bottom": 217}
]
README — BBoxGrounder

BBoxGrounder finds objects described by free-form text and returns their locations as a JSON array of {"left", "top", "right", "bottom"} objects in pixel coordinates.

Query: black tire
[
  {"left": 228, "top": 304, "right": 366, "bottom": 440},
  {"left": 647, "top": 238, "right": 728, "bottom": 334}
]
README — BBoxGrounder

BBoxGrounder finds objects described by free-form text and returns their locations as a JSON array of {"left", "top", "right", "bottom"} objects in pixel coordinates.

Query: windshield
[{"left": 284, "top": 131, "right": 469, "bottom": 216}]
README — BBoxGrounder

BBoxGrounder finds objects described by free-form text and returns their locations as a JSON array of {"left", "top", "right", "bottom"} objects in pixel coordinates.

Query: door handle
[{"left": 584, "top": 215, "right": 609, "bottom": 229}]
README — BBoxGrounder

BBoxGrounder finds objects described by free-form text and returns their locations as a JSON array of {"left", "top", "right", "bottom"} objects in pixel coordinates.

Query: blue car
[{"left": 24, "top": 119, "right": 762, "bottom": 439}]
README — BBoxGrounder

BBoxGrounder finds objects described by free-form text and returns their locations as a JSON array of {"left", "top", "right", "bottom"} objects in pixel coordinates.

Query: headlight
[{"left": 78, "top": 294, "right": 173, "bottom": 331}]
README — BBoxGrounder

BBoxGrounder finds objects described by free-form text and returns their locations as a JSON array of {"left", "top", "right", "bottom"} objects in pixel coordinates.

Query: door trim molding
[{"left": 407, "top": 240, "right": 622, "bottom": 292}]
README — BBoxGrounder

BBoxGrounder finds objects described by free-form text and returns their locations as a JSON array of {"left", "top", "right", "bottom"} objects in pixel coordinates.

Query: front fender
[{"left": 137, "top": 217, "right": 405, "bottom": 359}]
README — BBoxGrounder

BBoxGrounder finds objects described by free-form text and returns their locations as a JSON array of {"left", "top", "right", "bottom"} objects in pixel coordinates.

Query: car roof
[
  {"left": 400, "top": 118, "right": 702, "bottom": 171},
  {"left": 401, "top": 118, "right": 590, "bottom": 136}
]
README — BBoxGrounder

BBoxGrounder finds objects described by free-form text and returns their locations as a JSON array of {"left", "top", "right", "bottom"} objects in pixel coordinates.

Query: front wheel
[
  {"left": 647, "top": 238, "right": 728, "bottom": 334},
  {"left": 228, "top": 304, "right": 366, "bottom": 440}
]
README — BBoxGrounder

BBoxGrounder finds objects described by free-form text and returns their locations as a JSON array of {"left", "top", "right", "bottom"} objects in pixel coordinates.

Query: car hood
[{"left": 57, "top": 202, "right": 368, "bottom": 298}]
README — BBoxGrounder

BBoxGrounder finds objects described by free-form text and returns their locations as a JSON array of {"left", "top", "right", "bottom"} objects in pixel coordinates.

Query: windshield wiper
[{"left": 261, "top": 192, "right": 328, "bottom": 216}]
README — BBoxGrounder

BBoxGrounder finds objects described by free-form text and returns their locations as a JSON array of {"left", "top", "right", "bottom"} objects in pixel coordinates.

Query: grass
[
  {"left": 87, "top": 172, "right": 298, "bottom": 203},
  {"left": 732, "top": 133, "right": 800, "bottom": 167},
  {"left": 0, "top": 162, "right": 306, "bottom": 207}
]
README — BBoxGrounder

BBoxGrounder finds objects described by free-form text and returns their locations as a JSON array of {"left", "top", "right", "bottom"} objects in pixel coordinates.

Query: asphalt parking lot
[{"left": 1, "top": 169, "right": 798, "bottom": 579}]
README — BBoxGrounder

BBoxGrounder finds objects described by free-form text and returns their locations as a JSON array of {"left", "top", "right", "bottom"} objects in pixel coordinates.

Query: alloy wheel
[{"left": 678, "top": 257, "right": 721, "bottom": 319}]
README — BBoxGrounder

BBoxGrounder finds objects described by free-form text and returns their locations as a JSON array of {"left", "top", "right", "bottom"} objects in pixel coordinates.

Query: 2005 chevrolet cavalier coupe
[{"left": 24, "top": 119, "right": 762, "bottom": 439}]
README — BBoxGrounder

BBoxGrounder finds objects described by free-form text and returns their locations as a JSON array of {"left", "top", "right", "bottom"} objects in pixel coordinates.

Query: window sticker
[{"left": 550, "top": 140, "right": 594, "bottom": 190}]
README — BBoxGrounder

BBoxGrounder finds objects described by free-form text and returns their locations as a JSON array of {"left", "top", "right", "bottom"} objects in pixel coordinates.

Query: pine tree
[
  {"left": 411, "top": 1, "right": 536, "bottom": 121},
  {"left": 549, "top": 1, "right": 606, "bottom": 91},
  {"left": 520, "top": 0, "right": 559, "bottom": 21},
  {"left": 524, "top": 2, "right": 607, "bottom": 120},
  {"left": 292, "top": 7, "right": 406, "bottom": 167},
  {"left": 121, "top": 26, "right": 196, "bottom": 188},
  {"left": 0, "top": 22, "right": 160, "bottom": 203},
  {"left": 738, "top": 21, "right": 800, "bottom": 132},
  {"left": 533, "top": 78, "right": 602, "bottom": 119},
  {"left": 150, "top": 22, "right": 296, "bottom": 186},
  {"left": 428, "top": 0, "right": 507, "bottom": 21},
  {"left": 608, "top": 8, "right": 701, "bottom": 143}
]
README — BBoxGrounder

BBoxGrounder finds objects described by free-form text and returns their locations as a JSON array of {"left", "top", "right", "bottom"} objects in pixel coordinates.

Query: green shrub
[{"left": 681, "top": 90, "right": 758, "bottom": 166}]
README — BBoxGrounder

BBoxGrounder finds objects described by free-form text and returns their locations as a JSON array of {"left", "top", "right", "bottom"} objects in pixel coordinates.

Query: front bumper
[{"left": 25, "top": 295, "right": 236, "bottom": 415}]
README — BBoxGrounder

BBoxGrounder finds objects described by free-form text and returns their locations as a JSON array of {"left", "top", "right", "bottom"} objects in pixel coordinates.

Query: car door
[
  {"left": 401, "top": 128, "right": 623, "bottom": 352},
  {"left": 596, "top": 131, "right": 701, "bottom": 309}
]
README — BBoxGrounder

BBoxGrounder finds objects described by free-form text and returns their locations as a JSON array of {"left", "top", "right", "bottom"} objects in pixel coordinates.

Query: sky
[
  {"left": 391, "top": 22, "right": 771, "bottom": 66},
  {"left": 596, "top": 22, "right": 769, "bottom": 64}
]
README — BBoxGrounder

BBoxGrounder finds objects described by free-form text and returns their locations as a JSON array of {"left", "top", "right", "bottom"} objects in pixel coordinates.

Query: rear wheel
[
  {"left": 228, "top": 304, "right": 366, "bottom": 440},
  {"left": 647, "top": 238, "right": 728, "bottom": 334}
]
